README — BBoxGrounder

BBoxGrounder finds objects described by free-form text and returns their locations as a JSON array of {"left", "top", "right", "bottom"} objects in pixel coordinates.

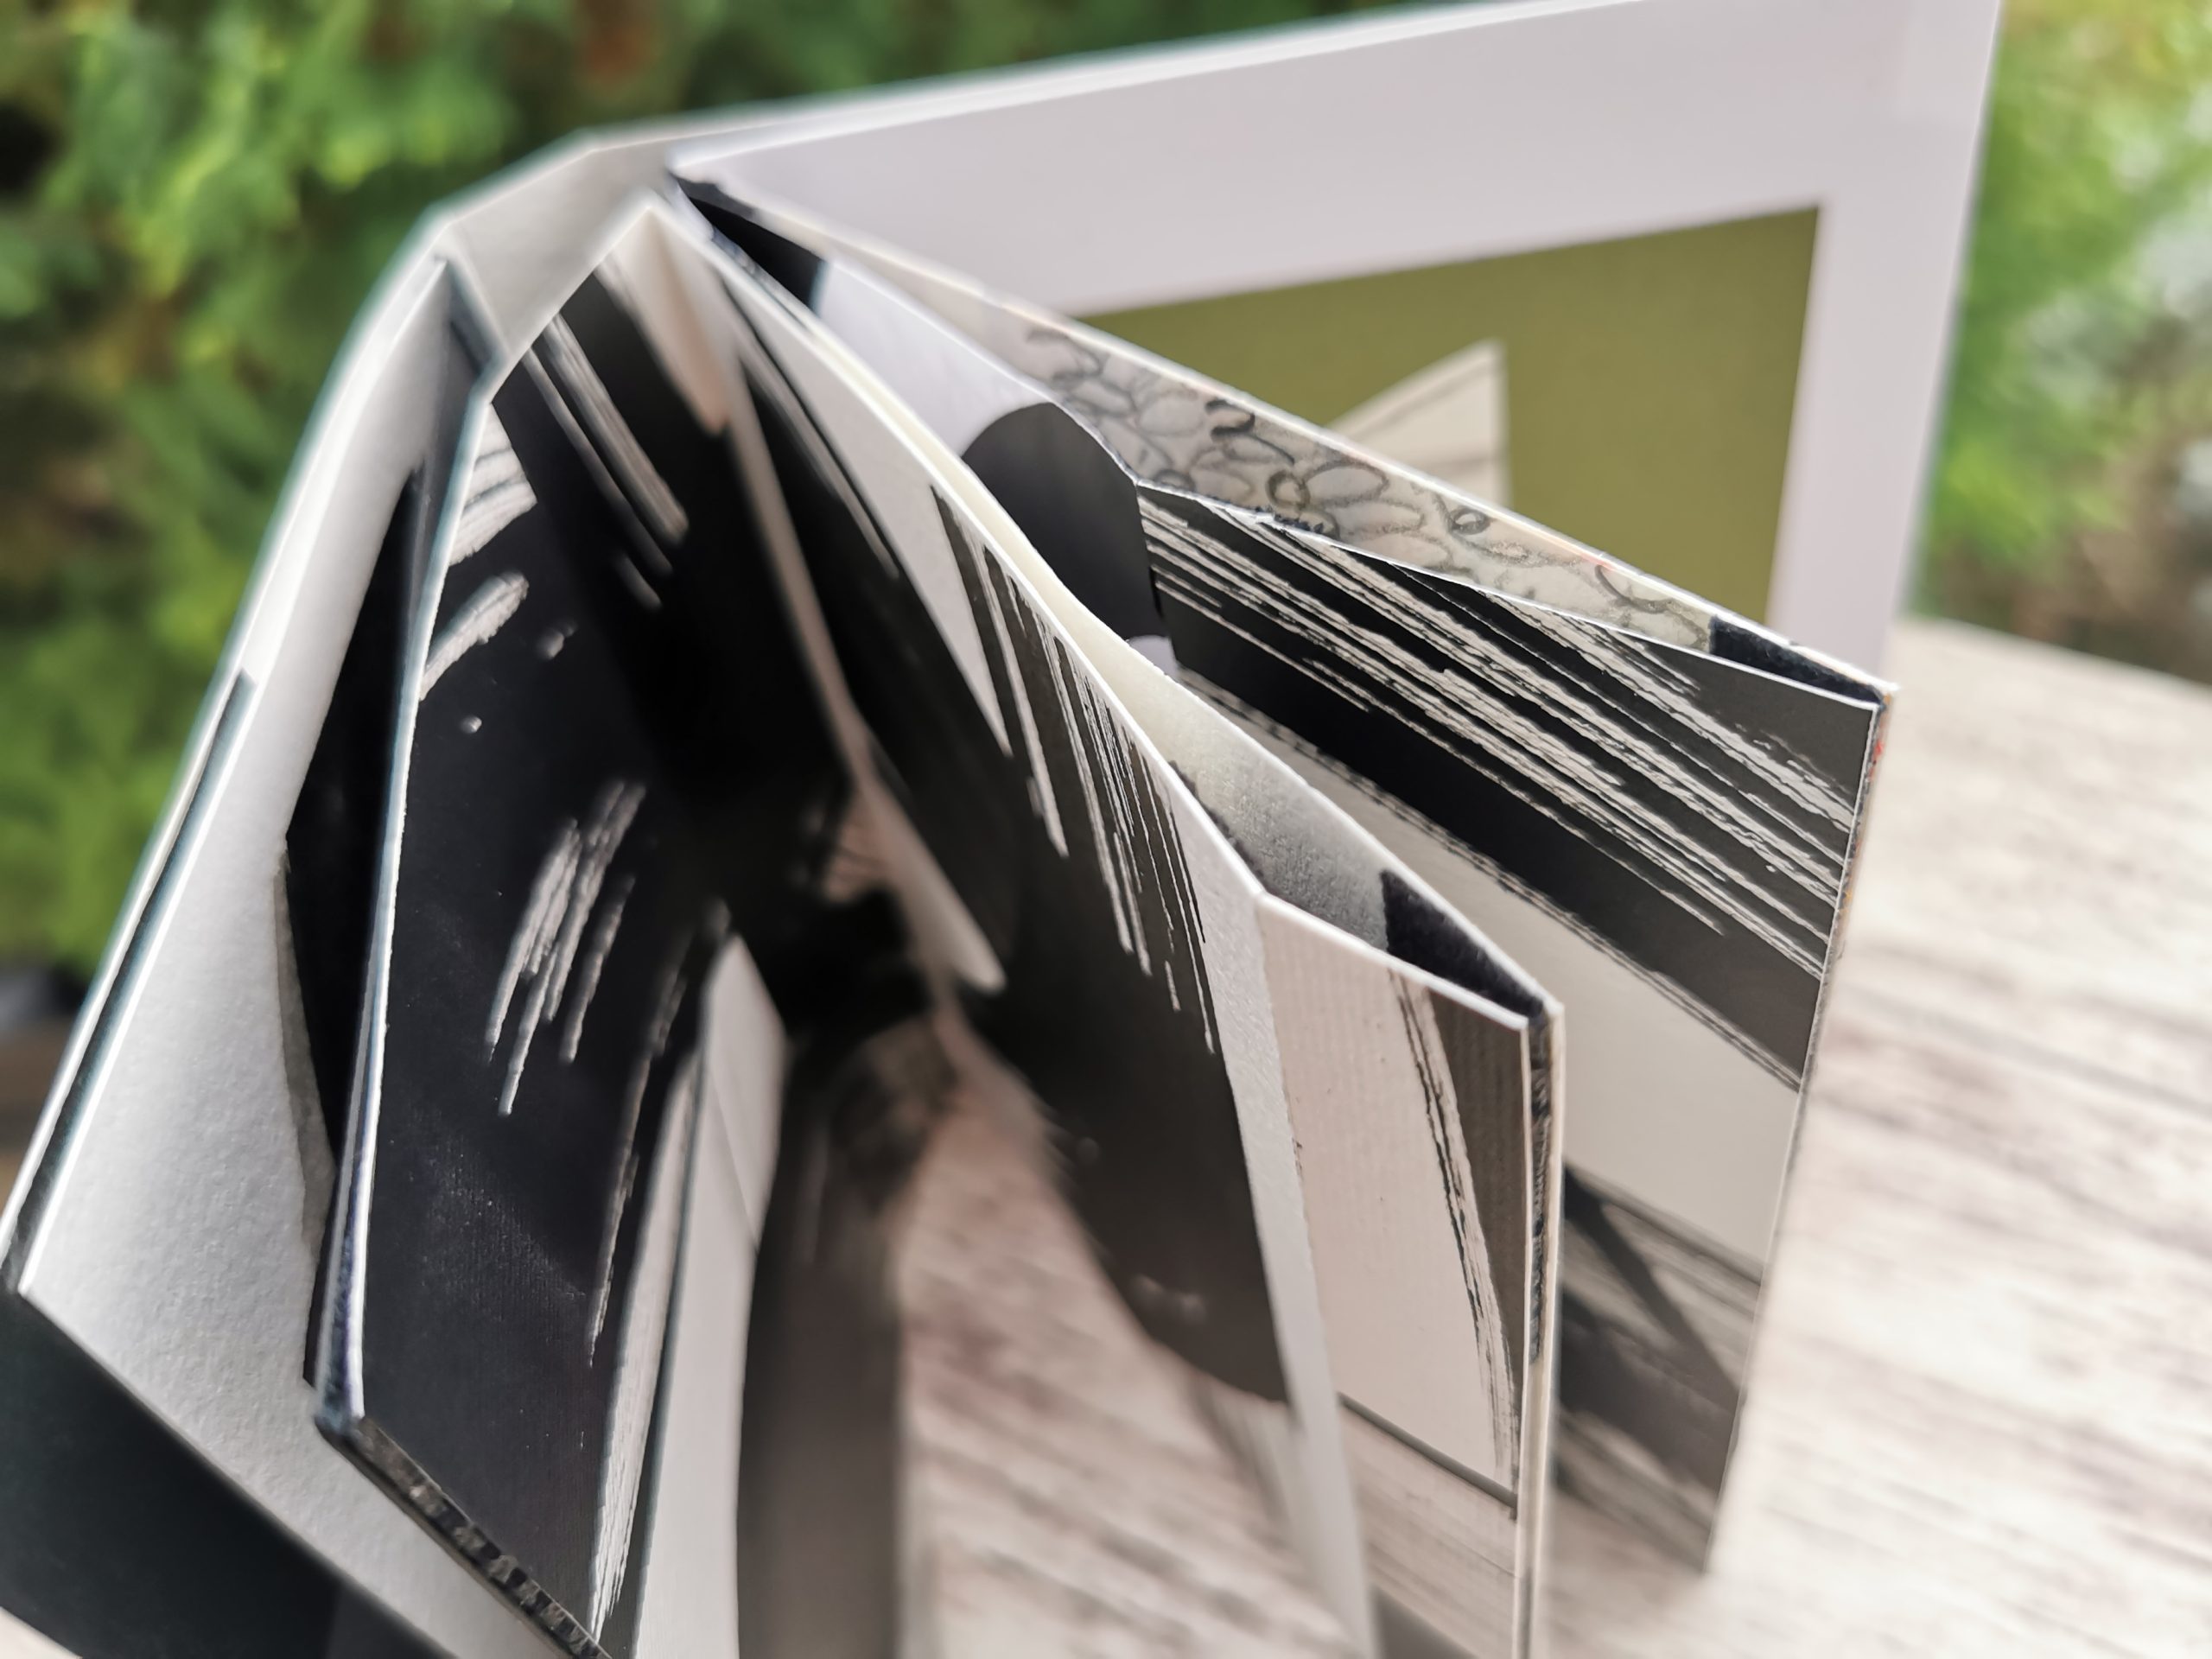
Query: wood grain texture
[
  {"left": 901, "top": 619, "right": 2212, "bottom": 1657},
  {"left": 897, "top": 1103, "right": 1357, "bottom": 1658}
]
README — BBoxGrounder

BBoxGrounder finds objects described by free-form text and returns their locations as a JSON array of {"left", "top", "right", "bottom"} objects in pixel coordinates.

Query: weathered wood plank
[{"left": 899, "top": 1103, "right": 1357, "bottom": 1657}]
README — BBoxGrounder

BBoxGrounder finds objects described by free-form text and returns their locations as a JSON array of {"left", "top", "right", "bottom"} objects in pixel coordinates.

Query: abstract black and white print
[
  {"left": 1128, "top": 490, "right": 1878, "bottom": 1560},
  {"left": 293, "top": 188, "right": 1884, "bottom": 1656},
  {"left": 677, "top": 194, "right": 1878, "bottom": 1083},
  {"left": 0, "top": 80, "right": 1951, "bottom": 1659},
  {"left": 719, "top": 263, "right": 1293, "bottom": 1403},
  {"left": 1027, "top": 531, "right": 1561, "bottom": 1659},
  {"left": 678, "top": 183, "right": 1710, "bottom": 647},
  {"left": 318, "top": 265, "right": 854, "bottom": 1656},
  {"left": 691, "top": 210, "right": 1581, "bottom": 1625},
  {"left": 1137, "top": 492, "right": 1878, "bottom": 1084},
  {"left": 702, "top": 249, "right": 1408, "bottom": 1643},
  {"left": 676, "top": 196, "right": 1885, "bottom": 1565}
]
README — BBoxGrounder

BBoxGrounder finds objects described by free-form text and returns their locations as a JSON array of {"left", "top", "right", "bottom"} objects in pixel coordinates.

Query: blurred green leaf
[{"left": 1924, "top": 0, "right": 2212, "bottom": 616}]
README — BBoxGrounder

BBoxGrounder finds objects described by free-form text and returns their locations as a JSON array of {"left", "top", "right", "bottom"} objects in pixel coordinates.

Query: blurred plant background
[
  {"left": 3, "top": 0, "right": 2210, "bottom": 976},
  {"left": 1929, "top": 0, "right": 2212, "bottom": 680}
]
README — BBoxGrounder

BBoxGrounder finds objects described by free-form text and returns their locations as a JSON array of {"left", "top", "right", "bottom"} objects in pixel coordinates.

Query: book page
[
  {"left": 315, "top": 226, "right": 870, "bottom": 1655},
  {"left": 681, "top": 220, "right": 1382, "bottom": 1651},
  {"left": 683, "top": 190, "right": 1889, "bottom": 1564},
  {"left": 0, "top": 264, "right": 543, "bottom": 1659}
]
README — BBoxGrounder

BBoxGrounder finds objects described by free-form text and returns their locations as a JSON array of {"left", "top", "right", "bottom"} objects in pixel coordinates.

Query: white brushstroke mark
[
  {"left": 422, "top": 571, "right": 528, "bottom": 697},
  {"left": 561, "top": 874, "right": 633, "bottom": 1063},
  {"left": 586, "top": 1048, "right": 696, "bottom": 1636},
  {"left": 488, "top": 825, "right": 580, "bottom": 1117},
  {"left": 1143, "top": 500, "right": 1850, "bottom": 976},
  {"left": 538, "top": 316, "right": 689, "bottom": 552},
  {"left": 450, "top": 407, "right": 535, "bottom": 564},
  {"left": 487, "top": 823, "right": 581, "bottom": 1058},
  {"left": 537, "top": 623, "right": 573, "bottom": 660},
  {"left": 499, "top": 930, "right": 565, "bottom": 1117},
  {"left": 613, "top": 551, "right": 664, "bottom": 613},
  {"left": 1040, "top": 632, "right": 1128, "bottom": 957},
  {"left": 960, "top": 509, "right": 1065, "bottom": 850},
  {"left": 460, "top": 715, "right": 481, "bottom": 734},
  {"left": 541, "top": 783, "right": 646, "bottom": 1031},
  {"left": 518, "top": 345, "right": 669, "bottom": 609},
  {"left": 484, "top": 780, "right": 645, "bottom": 1117},
  {"left": 589, "top": 901, "right": 723, "bottom": 1355},
  {"left": 973, "top": 543, "right": 1217, "bottom": 1048}
]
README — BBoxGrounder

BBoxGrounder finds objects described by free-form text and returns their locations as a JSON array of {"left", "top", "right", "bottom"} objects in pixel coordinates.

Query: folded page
[
  {"left": 690, "top": 190, "right": 1888, "bottom": 1563},
  {"left": 315, "top": 226, "right": 870, "bottom": 1656},
  {"left": 680, "top": 216, "right": 1382, "bottom": 1650},
  {"left": 0, "top": 262, "right": 537, "bottom": 1659},
  {"left": 911, "top": 346, "right": 1565, "bottom": 1659}
]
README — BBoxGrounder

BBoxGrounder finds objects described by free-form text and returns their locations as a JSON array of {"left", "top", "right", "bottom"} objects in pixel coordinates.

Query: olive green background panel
[{"left": 1087, "top": 209, "right": 1820, "bottom": 622}]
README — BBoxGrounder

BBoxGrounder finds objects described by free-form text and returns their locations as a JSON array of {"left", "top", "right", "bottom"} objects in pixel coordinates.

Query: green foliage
[
  {"left": 1924, "top": 0, "right": 2212, "bottom": 604},
  {"left": 0, "top": 0, "right": 1385, "bottom": 972}
]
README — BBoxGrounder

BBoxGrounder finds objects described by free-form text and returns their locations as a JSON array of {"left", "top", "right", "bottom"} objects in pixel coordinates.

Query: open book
[{"left": 0, "top": 9, "right": 1992, "bottom": 1656}]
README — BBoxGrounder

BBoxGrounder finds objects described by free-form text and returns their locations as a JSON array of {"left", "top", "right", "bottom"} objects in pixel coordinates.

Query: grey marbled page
[{"left": 691, "top": 190, "right": 1714, "bottom": 650}]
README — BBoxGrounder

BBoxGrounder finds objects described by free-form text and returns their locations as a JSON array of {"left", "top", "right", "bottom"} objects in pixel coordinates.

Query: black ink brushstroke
[
  {"left": 1145, "top": 493, "right": 1874, "bottom": 1080},
  {"left": 946, "top": 511, "right": 1281, "bottom": 1396},
  {"left": 286, "top": 474, "right": 425, "bottom": 1160},
  {"left": 288, "top": 475, "right": 435, "bottom": 1388},
  {"left": 741, "top": 364, "right": 1028, "bottom": 960},
  {"left": 728, "top": 303, "right": 1287, "bottom": 1398},
  {"left": 321, "top": 275, "right": 855, "bottom": 1650},
  {"left": 1424, "top": 985, "right": 1531, "bottom": 1408},
  {"left": 1379, "top": 868, "right": 1544, "bottom": 1020},
  {"left": 966, "top": 402, "right": 1166, "bottom": 643},
  {"left": 688, "top": 181, "right": 825, "bottom": 308}
]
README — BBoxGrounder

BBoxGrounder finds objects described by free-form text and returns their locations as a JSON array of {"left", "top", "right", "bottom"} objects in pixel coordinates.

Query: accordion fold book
[{"left": 0, "top": 6, "right": 1994, "bottom": 1657}]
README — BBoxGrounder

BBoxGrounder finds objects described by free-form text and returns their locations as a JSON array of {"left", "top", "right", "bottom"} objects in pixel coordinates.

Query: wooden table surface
[{"left": 896, "top": 617, "right": 2212, "bottom": 1659}]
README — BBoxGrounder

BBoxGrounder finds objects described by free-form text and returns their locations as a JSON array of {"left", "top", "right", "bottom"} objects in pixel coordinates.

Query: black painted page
[{"left": 317, "top": 269, "right": 852, "bottom": 1655}]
